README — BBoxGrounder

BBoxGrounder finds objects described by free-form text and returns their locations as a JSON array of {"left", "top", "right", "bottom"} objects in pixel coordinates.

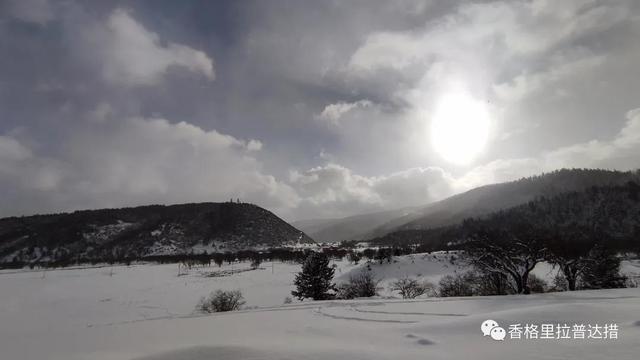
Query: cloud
[
  {"left": 4, "top": 0, "right": 54, "bottom": 25},
  {"left": 288, "top": 163, "right": 455, "bottom": 219},
  {"left": 0, "top": 135, "right": 66, "bottom": 193},
  {"left": 0, "top": 116, "right": 297, "bottom": 217},
  {"left": 2, "top": 1, "right": 640, "bottom": 223},
  {"left": 543, "top": 109, "right": 640, "bottom": 170},
  {"left": 493, "top": 54, "right": 606, "bottom": 102},
  {"left": 98, "top": 8, "right": 215, "bottom": 86},
  {"left": 246, "top": 139, "right": 263, "bottom": 151},
  {"left": 288, "top": 107, "right": 640, "bottom": 220},
  {"left": 316, "top": 100, "right": 372, "bottom": 125},
  {"left": 349, "top": 0, "right": 628, "bottom": 73},
  {"left": 3, "top": 107, "right": 640, "bottom": 221},
  {"left": 0, "top": 135, "right": 32, "bottom": 162},
  {"left": 457, "top": 108, "right": 640, "bottom": 189}
]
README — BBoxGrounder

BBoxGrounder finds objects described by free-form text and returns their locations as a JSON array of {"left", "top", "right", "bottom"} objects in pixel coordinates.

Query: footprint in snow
[
  {"left": 405, "top": 333, "right": 435, "bottom": 345},
  {"left": 416, "top": 338, "right": 435, "bottom": 346}
]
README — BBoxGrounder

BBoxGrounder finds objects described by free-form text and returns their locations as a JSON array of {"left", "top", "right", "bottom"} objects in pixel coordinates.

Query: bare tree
[
  {"left": 250, "top": 257, "right": 262, "bottom": 269},
  {"left": 545, "top": 224, "right": 597, "bottom": 291},
  {"left": 336, "top": 271, "right": 379, "bottom": 299},
  {"left": 463, "top": 217, "right": 546, "bottom": 294},
  {"left": 197, "top": 289, "right": 245, "bottom": 312},
  {"left": 438, "top": 272, "right": 477, "bottom": 297},
  {"left": 390, "top": 277, "right": 434, "bottom": 299}
]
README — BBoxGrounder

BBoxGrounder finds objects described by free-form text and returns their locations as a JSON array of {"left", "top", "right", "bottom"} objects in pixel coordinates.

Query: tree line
[
  {"left": 460, "top": 182, "right": 640, "bottom": 294},
  {"left": 0, "top": 245, "right": 418, "bottom": 270}
]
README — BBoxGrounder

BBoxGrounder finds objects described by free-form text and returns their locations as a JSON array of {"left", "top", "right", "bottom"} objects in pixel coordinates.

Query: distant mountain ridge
[
  {"left": 371, "top": 180, "right": 640, "bottom": 251},
  {"left": 293, "top": 207, "right": 419, "bottom": 244},
  {"left": 0, "top": 202, "right": 313, "bottom": 265},
  {"left": 385, "top": 168, "right": 640, "bottom": 234},
  {"left": 298, "top": 169, "right": 640, "bottom": 243}
]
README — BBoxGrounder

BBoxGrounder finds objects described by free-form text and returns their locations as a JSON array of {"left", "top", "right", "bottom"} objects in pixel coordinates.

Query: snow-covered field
[{"left": 1, "top": 254, "right": 639, "bottom": 360}]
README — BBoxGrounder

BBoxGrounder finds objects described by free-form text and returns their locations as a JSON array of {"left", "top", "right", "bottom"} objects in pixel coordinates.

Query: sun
[{"left": 430, "top": 91, "right": 490, "bottom": 165}]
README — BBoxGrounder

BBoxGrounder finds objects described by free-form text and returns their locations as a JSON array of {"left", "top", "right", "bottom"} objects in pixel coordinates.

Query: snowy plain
[{"left": 1, "top": 253, "right": 639, "bottom": 360}]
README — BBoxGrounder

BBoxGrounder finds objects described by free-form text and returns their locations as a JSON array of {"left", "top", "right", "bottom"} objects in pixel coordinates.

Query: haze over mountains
[
  {"left": 292, "top": 207, "right": 420, "bottom": 244},
  {"left": 2, "top": 168, "right": 639, "bottom": 267},
  {"left": 296, "top": 169, "right": 640, "bottom": 243}
]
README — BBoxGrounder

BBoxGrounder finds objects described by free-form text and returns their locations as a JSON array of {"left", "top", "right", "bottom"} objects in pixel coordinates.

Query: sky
[{"left": 1, "top": 0, "right": 640, "bottom": 221}]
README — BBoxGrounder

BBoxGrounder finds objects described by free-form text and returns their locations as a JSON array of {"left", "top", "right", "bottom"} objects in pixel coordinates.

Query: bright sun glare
[{"left": 430, "top": 91, "right": 490, "bottom": 165}]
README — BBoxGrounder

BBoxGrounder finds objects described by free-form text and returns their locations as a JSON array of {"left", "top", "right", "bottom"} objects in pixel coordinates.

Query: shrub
[
  {"left": 390, "top": 277, "right": 435, "bottom": 299},
  {"left": 347, "top": 251, "right": 362, "bottom": 265},
  {"left": 336, "top": 272, "right": 379, "bottom": 299},
  {"left": 283, "top": 296, "right": 293, "bottom": 304},
  {"left": 475, "top": 271, "right": 515, "bottom": 296},
  {"left": 375, "top": 248, "right": 393, "bottom": 264},
  {"left": 438, "top": 272, "right": 477, "bottom": 297},
  {"left": 527, "top": 274, "right": 547, "bottom": 293},
  {"left": 551, "top": 273, "right": 568, "bottom": 292},
  {"left": 197, "top": 289, "right": 245, "bottom": 313}
]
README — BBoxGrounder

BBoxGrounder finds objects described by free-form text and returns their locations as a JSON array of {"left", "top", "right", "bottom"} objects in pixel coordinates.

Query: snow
[
  {"left": 338, "top": 252, "right": 563, "bottom": 297},
  {"left": 84, "top": 221, "right": 135, "bottom": 245},
  {"left": 1, "top": 255, "right": 639, "bottom": 360},
  {"left": 338, "top": 252, "right": 466, "bottom": 296}
]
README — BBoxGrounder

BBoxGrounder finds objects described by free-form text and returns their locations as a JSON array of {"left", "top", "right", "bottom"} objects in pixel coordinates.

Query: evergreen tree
[
  {"left": 580, "top": 245, "right": 627, "bottom": 289},
  {"left": 291, "top": 252, "right": 335, "bottom": 300}
]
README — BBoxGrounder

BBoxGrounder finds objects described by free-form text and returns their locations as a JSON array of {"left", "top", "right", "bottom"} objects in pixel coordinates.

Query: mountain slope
[
  {"left": 0, "top": 202, "right": 313, "bottom": 265},
  {"left": 367, "top": 168, "right": 640, "bottom": 238},
  {"left": 293, "top": 207, "right": 418, "bottom": 243},
  {"left": 372, "top": 180, "right": 640, "bottom": 251}
]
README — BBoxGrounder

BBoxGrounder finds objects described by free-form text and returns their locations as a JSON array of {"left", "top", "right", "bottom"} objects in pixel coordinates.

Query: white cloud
[
  {"left": 457, "top": 108, "right": 640, "bottom": 189},
  {"left": 614, "top": 109, "right": 640, "bottom": 148},
  {"left": 0, "top": 117, "right": 297, "bottom": 217},
  {"left": 316, "top": 100, "right": 372, "bottom": 124},
  {"left": 65, "top": 117, "right": 296, "bottom": 210},
  {"left": 347, "top": 0, "right": 631, "bottom": 96},
  {"left": 290, "top": 164, "right": 380, "bottom": 206},
  {"left": 493, "top": 54, "right": 606, "bottom": 102},
  {"left": 0, "top": 135, "right": 66, "bottom": 192},
  {"left": 362, "top": 1, "right": 631, "bottom": 72},
  {"left": 246, "top": 139, "right": 263, "bottom": 151},
  {"left": 288, "top": 107, "right": 640, "bottom": 219},
  {"left": 99, "top": 8, "right": 215, "bottom": 86},
  {"left": 288, "top": 163, "right": 455, "bottom": 219},
  {"left": 541, "top": 109, "right": 640, "bottom": 170},
  {"left": 3, "top": 107, "right": 640, "bottom": 220},
  {"left": 0, "top": 135, "right": 32, "bottom": 162}
]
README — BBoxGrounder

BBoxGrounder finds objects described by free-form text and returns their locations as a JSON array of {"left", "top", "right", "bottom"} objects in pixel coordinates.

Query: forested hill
[
  {"left": 372, "top": 181, "right": 640, "bottom": 252},
  {"left": 303, "top": 169, "right": 640, "bottom": 243},
  {"left": 367, "top": 169, "right": 640, "bottom": 238},
  {"left": 0, "top": 202, "right": 313, "bottom": 265}
]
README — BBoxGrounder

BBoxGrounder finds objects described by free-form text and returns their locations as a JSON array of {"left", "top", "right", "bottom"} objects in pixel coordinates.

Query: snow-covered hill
[{"left": 0, "top": 202, "right": 313, "bottom": 265}]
